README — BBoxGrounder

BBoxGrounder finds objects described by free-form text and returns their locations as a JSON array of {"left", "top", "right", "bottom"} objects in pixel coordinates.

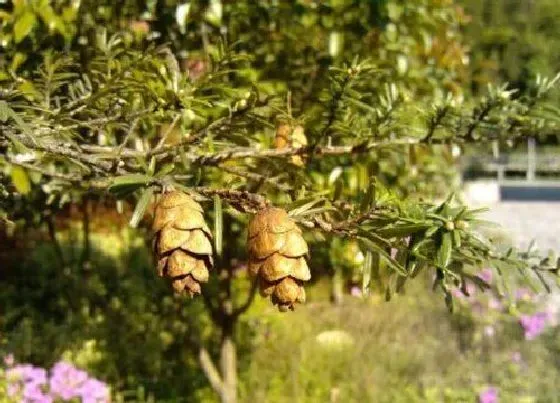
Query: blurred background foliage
[
  {"left": 1, "top": 0, "right": 560, "bottom": 402},
  {"left": 2, "top": 223, "right": 560, "bottom": 402},
  {"left": 461, "top": 0, "right": 560, "bottom": 96}
]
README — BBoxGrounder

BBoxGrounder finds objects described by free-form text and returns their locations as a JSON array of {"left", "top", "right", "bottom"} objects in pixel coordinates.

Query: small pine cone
[
  {"left": 273, "top": 123, "right": 307, "bottom": 166},
  {"left": 290, "top": 125, "right": 307, "bottom": 166},
  {"left": 247, "top": 207, "right": 310, "bottom": 311},
  {"left": 274, "top": 122, "right": 291, "bottom": 149},
  {"left": 153, "top": 191, "right": 213, "bottom": 297}
]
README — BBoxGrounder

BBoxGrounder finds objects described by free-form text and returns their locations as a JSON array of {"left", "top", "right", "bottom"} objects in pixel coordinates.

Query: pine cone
[
  {"left": 153, "top": 191, "right": 213, "bottom": 297},
  {"left": 273, "top": 123, "right": 308, "bottom": 166},
  {"left": 274, "top": 122, "right": 291, "bottom": 149},
  {"left": 247, "top": 207, "right": 310, "bottom": 311}
]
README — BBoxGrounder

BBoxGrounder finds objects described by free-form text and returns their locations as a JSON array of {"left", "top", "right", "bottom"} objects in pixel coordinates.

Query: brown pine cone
[
  {"left": 247, "top": 207, "right": 310, "bottom": 311},
  {"left": 274, "top": 122, "right": 291, "bottom": 149},
  {"left": 153, "top": 191, "right": 213, "bottom": 297}
]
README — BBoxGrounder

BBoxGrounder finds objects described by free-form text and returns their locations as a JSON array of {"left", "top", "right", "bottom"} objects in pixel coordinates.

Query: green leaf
[
  {"left": 377, "top": 223, "right": 431, "bottom": 238},
  {"left": 362, "top": 251, "right": 373, "bottom": 295},
  {"left": 11, "top": 166, "right": 31, "bottom": 195},
  {"left": 14, "top": 11, "right": 37, "bottom": 43},
  {"left": 179, "top": 149, "right": 190, "bottom": 170},
  {"left": 358, "top": 237, "right": 406, "bottom": 275},
  {"left": 469, "top": 219, "right": 500, "bottom": 228},
  {"left": 109, "top": 174, "right": 152, "bottom": 196},
  {"left": 288, "top": 198, "right": 324, "bottom": 217},
  {"left": 11, "top": 52, "right": 27, "bottom": 72},
  {"left": 129, "top": 187, "right": 154, "bottom": 228},
  {"left": 436, "top": 232, "right": 452, "bottom": 269},
  {"left": 533, "top": 268, "right": 551, "bottom": 293},
  {"left": 214, "top": 195, "right": 223, "bottom": 258},
  {"left": 156, "top": 163, "right": 175, "bottom": 177},
  {"left": 0, "top": 101, "right": 10, "bottom": 122},
  {"left": 0, "top": 101, "right": 32, "bottom": 139},
  {"left": 148, "top": 157, "right": 156, "bottom": 176},
  {"left": 424, "top": 225, "right": 440, "bottom": 238},
  {"left": 332, "top": 178, "right": 343, "bottom": 201},
  {"left": 111, "top": 174, "right": 152, "bottom": 187},
  {"left": 452, "top": 229, "right": 462, "bottom": 248},
  {"left": 359, "top": 181, "right": 376, "bottom": 212}
]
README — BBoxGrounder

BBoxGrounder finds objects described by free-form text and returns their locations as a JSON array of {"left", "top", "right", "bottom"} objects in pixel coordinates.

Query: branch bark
[{"left": 199, "top": 348, "right": 224, "bottom": 397}]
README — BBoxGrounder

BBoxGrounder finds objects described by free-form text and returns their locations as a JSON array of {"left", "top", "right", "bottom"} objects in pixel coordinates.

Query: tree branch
[
  {"left": 199, "top": 347, "right": 225, "bottom": 396},
  {"left": 232, "top": 279, "right": 258, "bottom": 318},
  {"left": 191, "top": 188, "right": 270, "bottom": 212}
]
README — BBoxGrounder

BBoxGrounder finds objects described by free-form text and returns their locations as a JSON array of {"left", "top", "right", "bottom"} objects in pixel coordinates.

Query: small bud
[{"left": 237, "top": 99, "right": 247, "bottom": 109}]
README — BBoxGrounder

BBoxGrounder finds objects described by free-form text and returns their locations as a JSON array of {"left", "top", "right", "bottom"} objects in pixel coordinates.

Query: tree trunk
[
  {"left": 220, "top": 322, "right": 237, "bottom": 403},
  {"left": 199, "top": 318, "right": 238, "bottom": 403},
  {"left": 331, "top": 268, "right": 344, "bottom": 305}
]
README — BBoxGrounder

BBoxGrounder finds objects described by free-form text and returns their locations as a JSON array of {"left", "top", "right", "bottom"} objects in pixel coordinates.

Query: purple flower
[
  {"left": 6, "top": 364, "right": 50, "bottom": 403},
  {"left": 77, "top": 378, "right": 110, "bottom": 403},
  {"left": 49, "top": 361, "right": 89, "bottom": 400},
  {"left": 4, "top": 358, "right": 110, "bottom": 402},
  {"left": 7, "top": 364, "right": 48, "bottom": 386},
  {"left": 451, "top": 288, "right": 465, "bottom": 299},
  {"left": 479, "top": 387, "right": 499, "bottom": 403},
  {"left": 22, "top": 382, "right": 53, "bottom": 403},
  {"left": 477, "top": 268, "right": 493, "bottom": 284},
  {"left": 519, "top": 312, "right": 549, "bottom": 340}
]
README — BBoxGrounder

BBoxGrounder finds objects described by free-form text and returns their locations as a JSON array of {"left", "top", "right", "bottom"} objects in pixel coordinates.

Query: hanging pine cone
[
  {"left": 274, "top": 123, "right": 308, "bottom": 166},
  {"left": 153, "top": 191, "right": 213, "bottom": 297},
  {"left": 247, "top": 207, "right": 310, "bottom": 311}
]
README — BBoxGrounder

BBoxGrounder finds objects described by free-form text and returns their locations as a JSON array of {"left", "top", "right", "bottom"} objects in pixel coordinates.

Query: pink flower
[
  {"left": 77, "top": 378, "right": 110, "bottom": 403},
  {"left": 519, "top": 312, "right": 549, "bottom": 340},
  {"left": 479, "top": 387, "right": 498, "bottom": 403},
  {"left": 6, "top": 364, "right": 48, "bottom": 386},
  {"left": 6, "top": 364, "right": 50, "bottom": 403},
  {"left": 49, "top": 362, "right": 89, "bottom": 400}
]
